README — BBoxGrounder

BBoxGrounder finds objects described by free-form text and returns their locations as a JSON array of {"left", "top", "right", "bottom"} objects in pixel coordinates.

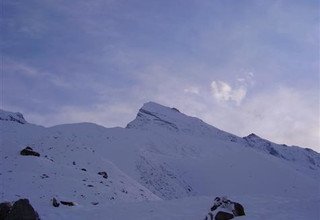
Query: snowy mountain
[
  {"left": 0, "top": 102, "right": 319, "bottom": 220},
  {"left": 0, "top": 110, "right": 27, "bottom": 124}
]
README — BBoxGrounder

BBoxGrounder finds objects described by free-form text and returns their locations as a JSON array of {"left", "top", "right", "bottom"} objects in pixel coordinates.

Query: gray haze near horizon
[{"left": 1, "top": 0, "right": 319, "bottom": 150}]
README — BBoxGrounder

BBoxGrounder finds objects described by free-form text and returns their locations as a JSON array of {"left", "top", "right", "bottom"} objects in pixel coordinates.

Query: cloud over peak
[{"left": 210, "top": 80, "right": 247, "bottom": 105}]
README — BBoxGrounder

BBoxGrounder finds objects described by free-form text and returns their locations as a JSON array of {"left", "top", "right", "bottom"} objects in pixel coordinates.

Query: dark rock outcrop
[
  {"left": 215, "top": 211, "right": 234, "bottom": 220},
  {"left": 206, "top": 197, "right": 245, "bottom": 220},
  {"left": 60, "top": 201, "right": 75, "bottom": 206},
  {"left": 171, "top": 107, "right": 180, "bottom": 112},
  {"left": 4, "top": 199, "right": 39, "bottom": 220},
  {"left": 233, "top": 203, "right": 245, "bottom": 216},
  {"left": 52, "top": 198, "right": 60, "bottom": 207},
  {"left": 98, "top": 171, "right": 108, "bottom": 179},
  {"left": 0, "top": 202, "right": 12, "bottom": 220},
  {"left": 20, "top": 147, "right": 40, "bottom": 157}
]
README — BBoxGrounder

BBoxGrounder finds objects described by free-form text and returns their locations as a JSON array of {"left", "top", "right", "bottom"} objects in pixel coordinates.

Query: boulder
[
  {"left": 20, "top": 147, "right": 40, "bottom": 157},
  {"left": 5, "top": 199, "right": 39, "bottom": 220},
  {"left": 215, "top": 211, "right": 234, "bottom": 220},
  {"left": 52, "top": 198, "right": 60, "bottom": 207},
  {"left": 60, "top": 201, "right": 75, "bottom": 206},
  {"left": 206, "top": 196, "right": 245, "bottom": 220},
  {"left": 98, "top": 171, "right": 108, "bottom": 179},
  {"left": 0, "top": 202, "right": 12, "bottom": 220},
  {"left": 233, "top": 203, "right": 245, "bottom": 216}
]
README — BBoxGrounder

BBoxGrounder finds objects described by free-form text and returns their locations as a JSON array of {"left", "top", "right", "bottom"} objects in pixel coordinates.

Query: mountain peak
[
  {"left": 245, "top": 133, "right": 261, "bottom": 139},
  {"left": 141, "top": 101, "right": 181, "bottom": 114},
  {"left": 126, "top": 101, "right": 233, "bottom": 139},
  {"left": 0, "top": 109, "right": 27, "bottom": 124},
  {"left": 126, "top": 102, "right": 182, "bottom": 131}
]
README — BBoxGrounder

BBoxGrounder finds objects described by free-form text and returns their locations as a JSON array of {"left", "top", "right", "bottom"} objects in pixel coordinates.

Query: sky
[{"left": 1, "top": 0, "right": 319, "bottom": 151}]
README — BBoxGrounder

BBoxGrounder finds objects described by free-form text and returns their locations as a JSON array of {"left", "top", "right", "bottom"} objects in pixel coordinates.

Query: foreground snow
[{"left": 38, "top": 195, "right": 319, "bottom": 220}]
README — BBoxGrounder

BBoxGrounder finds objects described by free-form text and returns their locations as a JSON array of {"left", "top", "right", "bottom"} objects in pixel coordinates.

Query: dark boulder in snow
[
  {"left": 20, "top": 147, "right": 40, "bottom": 157},
  {"left": 98, "top": 171, "right": 108, "bottom": 179},
  {"left": 4, "top": 199, "right": 39, "bottom": 220},
  {"left": 60, "top": 201, "right": 76, "bottom": 206},
  {"left": 0, "top": 202, "right": 12, "bottom": 219},
  {"left": 233, "top": 203, "right": 245, "bottom": 216},
  {"left": 52, "top": 198, "right": 60, "bottom": 207},
  {"left": 215, "top": 211, "right": 234, "bottom": 220},
  {"left": 205, "top": 197, "right": 245, "bottom": 220}
]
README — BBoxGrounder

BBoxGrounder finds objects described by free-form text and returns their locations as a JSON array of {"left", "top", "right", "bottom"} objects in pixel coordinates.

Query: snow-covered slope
[
  {"left": 0, "top": 109, "right": 27, "bottom": 124},
  {"left": 243, "top": 133, "right": 320, "bottom": 179},
  {"left": 127, "top": 101, "right": 239, "bottom": 141},
  {"left": 0, "top": 104, "right": 319, "bottom": 219}
]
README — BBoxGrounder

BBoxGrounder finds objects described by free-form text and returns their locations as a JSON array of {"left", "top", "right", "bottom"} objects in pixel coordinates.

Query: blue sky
[{"left": 1, "top": 0, "right": 319, "bottom": 150}]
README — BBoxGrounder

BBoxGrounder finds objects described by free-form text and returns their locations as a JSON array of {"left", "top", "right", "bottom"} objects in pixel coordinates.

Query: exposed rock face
[
  {"left": 4, "top": 199, "right": 39, "bottom": 220},
  {"left": 20, "top": 147, "right": 40, "bottom": 157}
]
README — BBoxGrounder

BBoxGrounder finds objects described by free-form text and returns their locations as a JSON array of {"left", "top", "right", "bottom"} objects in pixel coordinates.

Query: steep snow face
[
  {"left": 126, "top": 102, "right": 240, "bottom": 142},
  {"left": 243, "top": 133, "right": 320, "bottom": 179},
  {"left": 0, "top": 109, "right": 27, "bottom": 124}
]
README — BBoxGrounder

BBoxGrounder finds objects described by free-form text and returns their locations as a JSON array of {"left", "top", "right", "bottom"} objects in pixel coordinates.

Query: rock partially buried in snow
[
  {"left": 215, "top": 211, "right": 234, "bottom": 220},
  {"left": 60, "top": 201, "right": 76, "bottom": 206},
  {"left": 204, "top": 196, "right": 245, "bottom": 220},
  {"left": 0, "top": 202, "right": 12, "bottom": 219},
  {"left": 52, "top": 197, "right": 60, "bottom": 207},
  {"left": 98, "top": 171, "right": 108, "bottom": 179},
  {"left": 4, "top": 199, "right": 40, "bottom": 220},
  {"left": 233, "top": 202, "right": 245, "bottom": 216},
  {"left": 20, "top": 146, "right": 40, "bottom": 157}
]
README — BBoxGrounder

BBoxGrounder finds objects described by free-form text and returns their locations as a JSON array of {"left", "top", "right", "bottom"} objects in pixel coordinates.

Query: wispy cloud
[
  {"left": 210, "top": 72, "right": 254, "bottom": 105},
  {"left": 210, "top": 81, "right": 246, "bottom": 105},
  {"left": 184, "top": 86, "right": 200, "bottom": 95}
]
